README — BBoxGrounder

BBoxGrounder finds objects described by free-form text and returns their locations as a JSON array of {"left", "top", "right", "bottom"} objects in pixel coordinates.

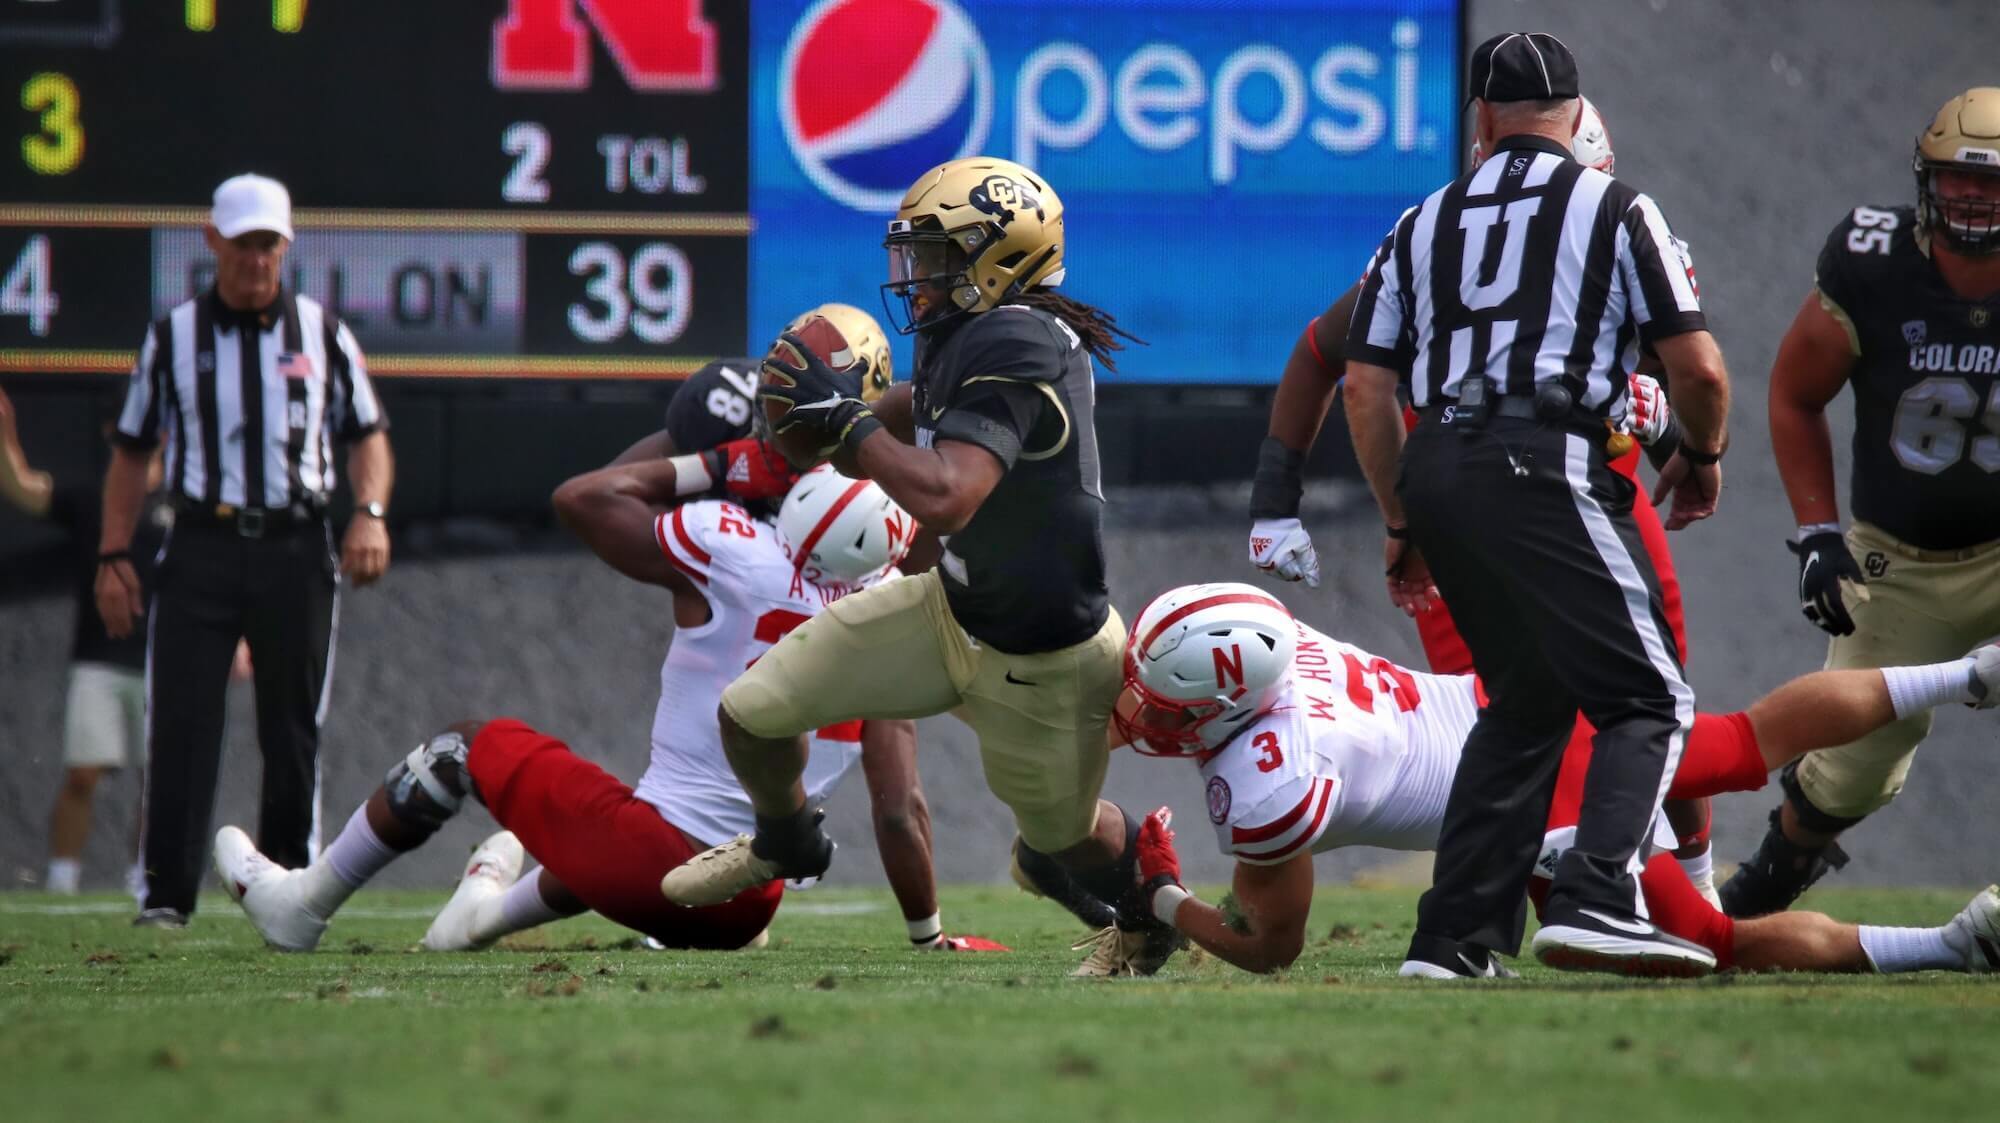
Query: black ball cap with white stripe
[{"left": 1468, "top": 32, "right": 1579, "bottom": 104}]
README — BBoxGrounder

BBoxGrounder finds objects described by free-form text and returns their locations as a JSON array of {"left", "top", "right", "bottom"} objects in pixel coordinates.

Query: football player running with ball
[
  {"left": 1722, "top": 88, "right": 2000, "bottom": 917},
  {"left": 1116, "top": 584, "right": 2000, "bottom": 977},
  {"left": 213, "top": 454, "right": 1002, "bottom": 954},
  {"left": 662, "top": 157, "right": 1179, "bottom": 976}
]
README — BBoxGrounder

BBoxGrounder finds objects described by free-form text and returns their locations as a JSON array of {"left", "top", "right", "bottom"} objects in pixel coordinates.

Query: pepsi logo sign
[{"left": 780, "top": 0, "right": 994, "bottom": 213}]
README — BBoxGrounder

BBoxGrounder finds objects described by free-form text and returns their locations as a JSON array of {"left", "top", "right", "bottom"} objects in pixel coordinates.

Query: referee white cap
[{"left": 212, "top": 174, "right": 294, "bottom": 241}]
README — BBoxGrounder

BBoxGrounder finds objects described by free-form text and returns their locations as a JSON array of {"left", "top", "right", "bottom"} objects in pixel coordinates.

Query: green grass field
[{"left": 2, "top": 884, "right": 1994, "bottom": 1122}]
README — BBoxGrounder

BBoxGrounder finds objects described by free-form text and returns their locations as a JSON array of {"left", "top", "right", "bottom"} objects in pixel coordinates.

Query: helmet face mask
[
  {"left": 881, "top": 226, "right": 978, "bottom": 335},
  {"left": 1914, "top": 88, "right": 2000, "bottom": 256}
]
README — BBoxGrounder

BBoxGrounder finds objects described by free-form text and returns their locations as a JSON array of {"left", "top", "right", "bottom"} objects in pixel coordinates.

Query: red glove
[
  {"left": 703, "top": 438, "right": 800, "bottom": 502},
  {"left": 1137, "top": 806, "right": 1182, "bottom": 887}
]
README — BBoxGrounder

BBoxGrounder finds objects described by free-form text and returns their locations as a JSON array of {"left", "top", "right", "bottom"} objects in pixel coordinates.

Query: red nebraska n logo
[
  {"left": 1213, "top": 645, "right": 1245, "bottom": 691},
  {"left": 492, "top": 0, "right": 718, "bottom": 91}
]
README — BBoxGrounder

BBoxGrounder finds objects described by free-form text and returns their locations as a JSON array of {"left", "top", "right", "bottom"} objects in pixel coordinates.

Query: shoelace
[{"left": 1071, "top": 927, "right": 1137, "bottom": 976}]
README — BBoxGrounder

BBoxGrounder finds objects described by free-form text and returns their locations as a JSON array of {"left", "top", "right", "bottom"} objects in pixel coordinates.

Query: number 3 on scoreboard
[{"left": 21, "top": 73, "right": 83, "bottom": 177}]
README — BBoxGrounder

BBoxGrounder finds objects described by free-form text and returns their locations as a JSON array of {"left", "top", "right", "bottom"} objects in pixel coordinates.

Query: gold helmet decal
[
  {"left": 784, "top": 302, "right": 895, "bottom": 401},
  {"left": 1914, "top": 87, "right": 2000, "bottom": 254},
  {"left": 881, "top": 157, "right": 1066, "bottom": 333}
]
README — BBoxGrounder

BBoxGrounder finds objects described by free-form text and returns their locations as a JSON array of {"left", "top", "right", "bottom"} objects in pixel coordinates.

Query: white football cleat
[
  {"left": 422, "top": 831, "right": 525, "bottom": 952},
  {"left": 1942, "top": 885, "right": 2000, "bottom": 972},
  {"left": 213, "top": 825, "right": 327, "bottom": 952},
  {"left": 660, "top": 834, "right": 781, "bottom": 907},
  {"left": 1966, "top": 644, "right": 2000, "bottom": 710}
]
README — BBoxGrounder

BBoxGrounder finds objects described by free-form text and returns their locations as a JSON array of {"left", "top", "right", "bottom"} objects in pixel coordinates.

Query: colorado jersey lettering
[
  {"left": 636, "top": 499, "right": 893, "bottom": 848},
  {"left": 1201, "top": 625, "right": 1481, "bottom": 866},
  {"left": 1815, "top": 204, "right": 2000, "bottom": 549}
]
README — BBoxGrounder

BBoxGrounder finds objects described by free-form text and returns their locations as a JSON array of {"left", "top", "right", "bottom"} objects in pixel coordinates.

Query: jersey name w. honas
[
  {"left": 1198, "top": 625, "right": 1481, "bottom": 866},
  {"left": 635, "top": 499, "right": 889, "bottom": 848}
]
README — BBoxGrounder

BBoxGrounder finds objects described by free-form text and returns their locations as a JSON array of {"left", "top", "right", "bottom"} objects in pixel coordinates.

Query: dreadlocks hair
[{"left": 1012, "top": 290, "right": 1146, "bottom": 372}]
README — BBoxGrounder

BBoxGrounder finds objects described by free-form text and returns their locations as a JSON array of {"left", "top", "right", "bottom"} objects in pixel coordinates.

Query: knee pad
[{"left": 384, "top": 730, "right": 472, "bottom": 831}]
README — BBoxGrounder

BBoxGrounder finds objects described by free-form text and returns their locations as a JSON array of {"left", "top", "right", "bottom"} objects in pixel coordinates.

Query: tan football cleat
[
  {"left": 660, "top": 834, "right": 781, "bottom": 907},
  {"left": 1069, "top": 923, "right": 1184, "bottom": 978}
]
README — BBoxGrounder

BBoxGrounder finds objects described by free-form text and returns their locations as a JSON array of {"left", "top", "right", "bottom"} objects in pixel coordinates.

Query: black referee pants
[
  {"left": 1400, "top": 417, "right": 1692, "bottom": 956},
  {"left": 140, "top": 522, "right": 338, "bottom": 914}
]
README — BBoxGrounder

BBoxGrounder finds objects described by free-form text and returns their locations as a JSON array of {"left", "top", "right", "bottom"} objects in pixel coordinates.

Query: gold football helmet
[
  {"left": 1915, "top": 87, "right": 2000, "bottom": 254},
  {"left": 882, "top": 157, "right": 1066, "bottom": 334},
  {"left": 783, "top": 302, "right": 894, "bottom": 401}
]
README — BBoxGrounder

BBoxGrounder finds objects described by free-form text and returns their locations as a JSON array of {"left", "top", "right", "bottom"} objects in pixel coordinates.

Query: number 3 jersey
[
  {"left": 1815, "top": 204, "right": 2000, "bottom": 549},
  {"left": 1198, "top": 624, "right": 1482, "bottom": 866},
  {"left": 634, "top": 499, "right": 886, "bottom": 849}
]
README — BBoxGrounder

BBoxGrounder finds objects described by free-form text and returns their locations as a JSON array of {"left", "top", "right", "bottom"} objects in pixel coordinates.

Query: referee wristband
[
  {"left": 97, "top": 550, "right": 132, "bottom": 565},
  {"left": 1385, "top": 524, "right": 1410, "bottom": 541},
  {"left": 1150, "top": 884, "right": 1191, "bottom": 927},
  {"left": 1677, "top": 440, "right": 1722, "bottom": 466}
]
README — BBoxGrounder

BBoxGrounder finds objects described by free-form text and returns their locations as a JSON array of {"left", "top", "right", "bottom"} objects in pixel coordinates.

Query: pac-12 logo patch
[
  {"left": 1206, "top": 776, "right": 1232, "bottom": 824},
  {"left": 779, "top": 0, "right": 993, "bottom": 213},
  {"left": 1903, "top": 319, "right": 1928, "bottom": 346}
]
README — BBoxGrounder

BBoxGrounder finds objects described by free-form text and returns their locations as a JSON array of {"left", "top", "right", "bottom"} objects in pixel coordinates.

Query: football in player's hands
[{"left": 760, "top": 315, "right": 866, "bottom": 469}]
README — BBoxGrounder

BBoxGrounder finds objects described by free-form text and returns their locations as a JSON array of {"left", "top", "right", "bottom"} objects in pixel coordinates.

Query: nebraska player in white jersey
[
  {"left": 212, "top": 458, "right": 1001, "bottom": 954},
  {"left": 1115, "top": 583, "right": 2000, "bottom": 977}
]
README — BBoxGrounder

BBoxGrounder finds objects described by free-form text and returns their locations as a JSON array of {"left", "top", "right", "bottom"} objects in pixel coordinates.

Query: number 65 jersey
[
  {"left": 1815, "top": 204, "right": 2000, "bottom": 550},
  {"left": 1199, "top": 625, "right": 1482, "bottom": 866},
  {"left": 634, "top": 499, "right": 889, "bottom": 849}
]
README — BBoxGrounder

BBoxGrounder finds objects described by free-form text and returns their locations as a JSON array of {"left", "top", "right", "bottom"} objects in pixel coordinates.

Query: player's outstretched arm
[
  {"left": 1248, "top": 286, "right": 1357, "bottom": 588},
  {"left": 1135, "top": 808, "right": 1312, "bottom": 974},
  {"left": 550, "top": 460, "right": 697, "bottom": 594},
  {"left": 859, "top": 718, "right": 939, "bottom": 941}
]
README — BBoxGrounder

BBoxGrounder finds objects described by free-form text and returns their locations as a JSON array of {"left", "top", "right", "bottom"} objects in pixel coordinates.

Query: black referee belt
[
  {"left": 1417, "top": 395, "right": 1605, "bottom": 430},
  {"left": 171, "top": 496, "right": 325, "bottom": 538}
]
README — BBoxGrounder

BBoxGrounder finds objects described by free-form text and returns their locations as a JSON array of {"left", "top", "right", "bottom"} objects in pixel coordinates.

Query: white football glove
[
  {"left": 1249, "top": 517, "right": 1321, "bottom": 588},
  {"left": 1625, "top": 372, "right": 1672, "bottom": 446}
]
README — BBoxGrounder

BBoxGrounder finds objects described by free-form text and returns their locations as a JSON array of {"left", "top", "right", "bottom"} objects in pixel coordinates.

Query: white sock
[
  {"left": 45, "top": 858, "right": 81, "bottom": 895},
  {"left": 1858, "top": 925, "right": 1959, "bottom": 973},
  {"left": 299, "top": 806, "right": 402, "bottom": 918},
  {"left": 467, "top": 867, "right": 564, "bottom": 945},
  {"left": 1881, "top": 659, "right": 1978, "bottom": 720},
  {"left": 1677, "top": 848, "right": 1717, "bottom": 903},
  {"left": 907, "top": 911, "right": 944, "bottom": 950}
]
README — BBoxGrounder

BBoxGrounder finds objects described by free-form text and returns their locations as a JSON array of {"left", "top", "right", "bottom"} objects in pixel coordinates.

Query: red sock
[{"left": 1667, "top": 713, "right": 1768, "bottom": 800}]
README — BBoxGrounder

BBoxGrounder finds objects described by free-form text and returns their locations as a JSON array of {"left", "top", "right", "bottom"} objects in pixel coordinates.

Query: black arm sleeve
[{"left": 933, "top": 379, "right": 1045, "bottom": 471}]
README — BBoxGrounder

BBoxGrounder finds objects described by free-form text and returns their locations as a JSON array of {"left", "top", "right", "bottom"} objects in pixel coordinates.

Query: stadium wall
[{"left": 2, "top": 0, "right": 1996, "bottom": 896}]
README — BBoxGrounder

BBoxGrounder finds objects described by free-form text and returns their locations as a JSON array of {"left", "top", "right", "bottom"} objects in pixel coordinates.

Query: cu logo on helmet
[
  {"left": 968, "top": 174, "right": 1040, "bottom": 223},
  {"left": 779, "top": 0, "right": 994, "bottom": 213}
]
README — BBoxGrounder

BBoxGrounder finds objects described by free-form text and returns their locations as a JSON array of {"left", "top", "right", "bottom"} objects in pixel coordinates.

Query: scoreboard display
[{"left": 0, "top": 0, "right": 749, "bottom": 379}]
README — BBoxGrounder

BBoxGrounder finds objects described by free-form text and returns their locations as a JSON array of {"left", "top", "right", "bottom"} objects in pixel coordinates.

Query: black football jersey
[
  {"left": 913, "top": 305, "right": 1109, "bottom": 654},
  {"left": 1816, "top": 205, "right": 2000, "bottom": 549},
  {"left": 664, "top": 358, "right": 762, "bottom": 452}
]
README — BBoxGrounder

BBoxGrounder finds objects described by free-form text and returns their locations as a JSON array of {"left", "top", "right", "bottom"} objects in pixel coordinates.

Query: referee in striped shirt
[
  {"left": 1343, "top": 34, "right": 1732, "bottom": 977},
  {"left": 96, "top": 174, "right": 394, "bottom": 928}
]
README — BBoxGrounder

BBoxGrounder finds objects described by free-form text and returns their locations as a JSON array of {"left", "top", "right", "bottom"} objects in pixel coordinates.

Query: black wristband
[
  {"left": 97, "top": 550, "right": 132, "bottom": 565},
  {"left": 1677, "top": 439, "right": 1722, "bottom": 466},
  {"left": 1248, "top": 436, "right": 1307, "bottom": 519},
  {"left": 1385, "top": 524, "right": 1410, "bottom": 540},
  {"left": 838, "top": 408, "right": 884, "bottom": 452}
]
